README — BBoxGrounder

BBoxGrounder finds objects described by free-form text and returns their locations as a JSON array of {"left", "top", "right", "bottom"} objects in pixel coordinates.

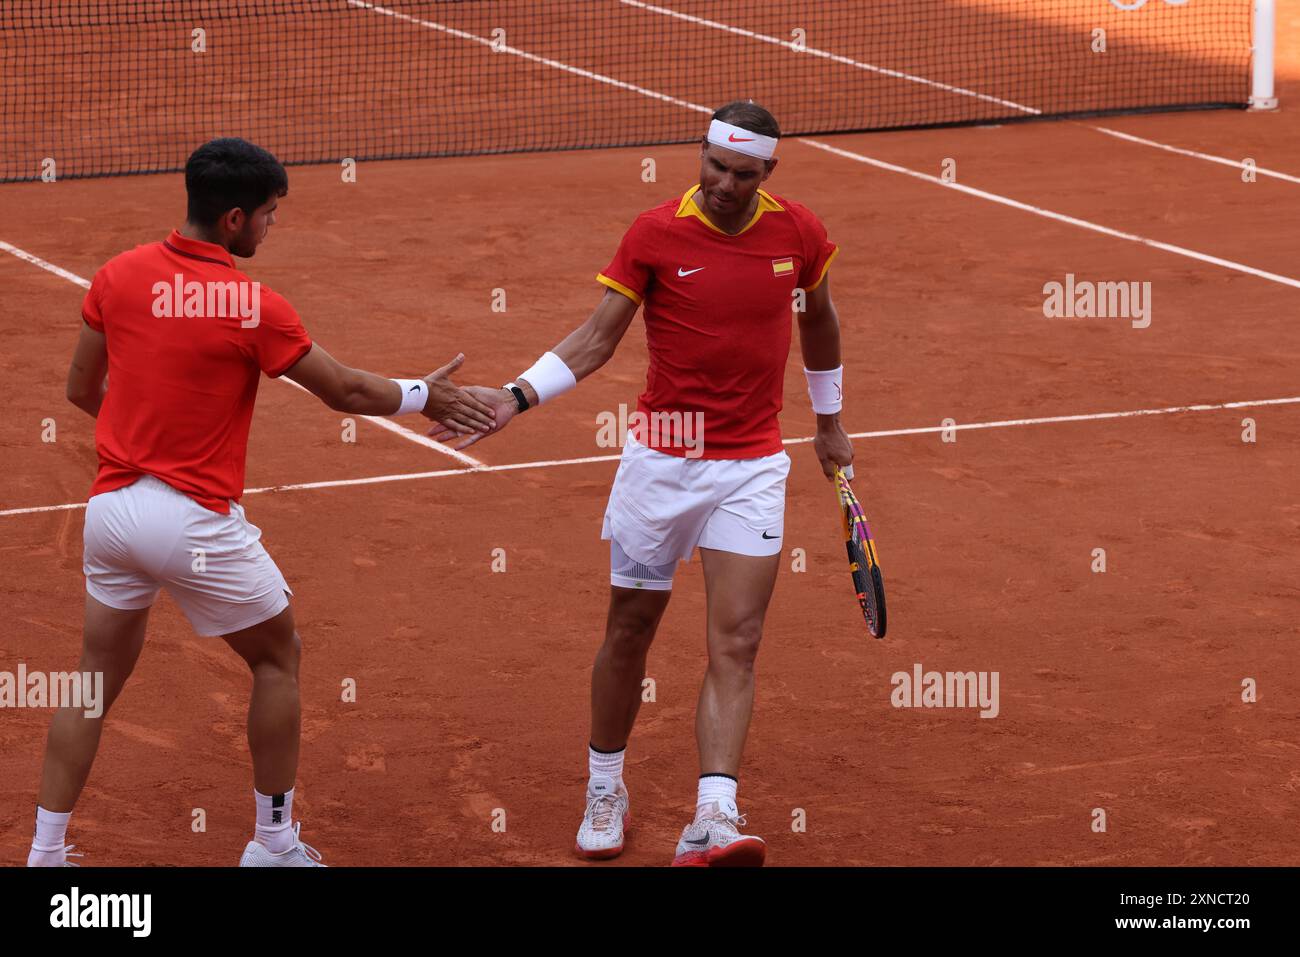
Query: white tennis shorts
[
  {"left": 83, "top": 475, "right": 292, "bottom": 636},
  {"left": 601, "top": 436, "right": 790, "bottom": 589}
]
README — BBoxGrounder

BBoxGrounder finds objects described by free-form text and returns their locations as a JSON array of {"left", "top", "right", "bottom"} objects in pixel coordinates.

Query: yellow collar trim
[{"left": 675, "top": 185, "right": 784, "bottom": 236}]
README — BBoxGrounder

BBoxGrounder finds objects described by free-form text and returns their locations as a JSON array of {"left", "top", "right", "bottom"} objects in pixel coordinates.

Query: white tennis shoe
[
  {"left": 575, "top": 773, "right": 630, "bottom": 860},
  {"left": 671, "top": 798, "right": 766, "bottom": 867},
  {"left": 239, "top": 822, "right": 326, "bottom": 867},
  {"left": 26, "top": 844, "right": 83, "bottom": 867}
]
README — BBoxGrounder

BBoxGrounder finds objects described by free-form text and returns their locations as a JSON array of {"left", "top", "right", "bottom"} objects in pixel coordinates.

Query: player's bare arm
[
  {"left": 798, "top": 275, "right": 854, "bottom": 479},
  {"left": 65, "top": 324, "right": 109, "bottom": 418},
  {"left": 284, "top": 343, "right": 496, "bottom": 434},
  {"left": 426, "top": 287, "right": 640, "bottom": 448}
]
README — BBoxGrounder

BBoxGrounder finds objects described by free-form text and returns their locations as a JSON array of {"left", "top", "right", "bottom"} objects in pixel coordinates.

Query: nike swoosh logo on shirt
[
  {"left": 761, "top": 531, "right": 780, "bottom": 540},
  {"left": 677, "top": 267, "right": 705, "bottom": 277}
]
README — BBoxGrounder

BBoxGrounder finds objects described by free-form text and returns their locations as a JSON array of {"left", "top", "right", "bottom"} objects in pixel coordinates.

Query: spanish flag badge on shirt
[{"left": 771, "top": 257, "right": 794, "bottom": 277}]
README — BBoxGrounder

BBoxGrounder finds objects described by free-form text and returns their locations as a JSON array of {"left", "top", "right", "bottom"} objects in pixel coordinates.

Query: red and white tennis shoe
[
  {"left": 671, "top": 798, "right": 766, "bottom": 867},
  {"left": 575, "top": 774, "right": 630, "bottom": 860}
]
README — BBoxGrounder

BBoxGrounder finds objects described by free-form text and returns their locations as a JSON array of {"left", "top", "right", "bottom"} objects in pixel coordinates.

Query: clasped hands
[{"left": 418, "top": 354, "right": 518, "bottom": 451}]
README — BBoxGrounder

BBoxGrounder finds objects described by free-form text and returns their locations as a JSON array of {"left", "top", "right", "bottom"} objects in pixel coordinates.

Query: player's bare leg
[
  {"left": 36, "top": 596, "right": 150, "bottom": 813},
  {"left": 590, "top": 586, "right": 672, "bottom": 750},
  {"left": 672, "top": 547, "right": 778, "bottom": 867},
  {"left": 28, "top": 596, "right": 149, "bottom": 866},
  {"left": 696, "top": 548, "right": 779, "bottom": 773},
  {"left": 576, "top": 585, "right": 671, "bottom": 859},
  {"left": 222, "top": 604, "right": 301, "bottom": 795},
  {"left": 225, "top": 603, "right": 322, "bottom": 866}
]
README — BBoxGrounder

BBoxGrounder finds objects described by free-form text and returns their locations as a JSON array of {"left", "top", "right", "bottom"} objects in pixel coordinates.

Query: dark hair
[
  {"left": 185, "top": 138, "right": 288, "bottom": 227},
  {"left": 711, "top": 100, "right": 781, "bottom": 139}
]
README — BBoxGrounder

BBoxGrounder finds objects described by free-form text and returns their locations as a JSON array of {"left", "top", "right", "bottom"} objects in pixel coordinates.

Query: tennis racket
[{"left": 834, "top": 466, "right": 887, "bottom": 639}]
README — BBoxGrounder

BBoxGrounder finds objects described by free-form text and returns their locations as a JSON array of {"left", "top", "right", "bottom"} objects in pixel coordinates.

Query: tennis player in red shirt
[
  {"left": 27, "top": 138, "right": 495, "bottom": 867},
  {"left": 435, "top": 102, "right": 853, "bottom": 866}
]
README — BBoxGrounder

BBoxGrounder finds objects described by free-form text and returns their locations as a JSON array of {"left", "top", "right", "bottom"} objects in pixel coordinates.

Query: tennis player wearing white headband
[{"left": 431, "top": 101, "right": 852, "bottom": 866}]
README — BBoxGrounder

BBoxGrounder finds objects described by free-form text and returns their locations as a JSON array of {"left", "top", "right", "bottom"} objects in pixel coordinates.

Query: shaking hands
[{"left": 419, "top": 354, "right": 498, "bottom": 437}]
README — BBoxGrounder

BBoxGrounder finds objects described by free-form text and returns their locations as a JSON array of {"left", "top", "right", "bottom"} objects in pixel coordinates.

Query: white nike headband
[{"left": 707, "top": 119, "right": 778, "bottom": 160}]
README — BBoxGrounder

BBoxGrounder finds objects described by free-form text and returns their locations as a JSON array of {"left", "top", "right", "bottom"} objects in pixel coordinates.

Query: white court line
[
  {"left": 789, "top": 395, "right": 1300, "bottom": 444},
  {"left": 5, "top": 395, "right": 1298, "bottom": 517},
  {"left": 801, "top": 136, "right": 1300, "bottom": 290},
  {"left": 352, "top": 0, "right": 1300, "bottom": 290},
  {"left": 346, "top": 0, "right": 710, "bottom": 116},
  {"left": 621, "top": 0, "right": 1300, "bottom": 185},
  {"left": 0, "top": 240, "right": 92, "bottom": 289},
  {"left": 619, "top": 0, "right": 1039, "bottom": 116},
  {"left": 278, "top": 377, "right": 484, "bottom": 467},
  {"left": 0, "top": 238, "right": 484, "bottom": 466},
  {"left": 1089, "top": 127, "right": 1300, "bottom": 185}
]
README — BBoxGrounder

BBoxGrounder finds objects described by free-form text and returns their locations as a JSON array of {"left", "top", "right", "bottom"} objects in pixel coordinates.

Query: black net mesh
[{"left": 0, "top": 0, "right": 1254, "bottom": 181}]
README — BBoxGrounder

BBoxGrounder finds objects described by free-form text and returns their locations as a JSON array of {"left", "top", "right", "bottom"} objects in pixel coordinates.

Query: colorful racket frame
[{"left": 834, "top": 466, "right": 887, "bottom": 639}]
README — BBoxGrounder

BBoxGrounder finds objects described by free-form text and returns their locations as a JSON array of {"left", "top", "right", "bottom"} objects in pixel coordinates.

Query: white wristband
[
  {"left": 392, "top": 378, "right": 430, "bottom": 415},
  {"left": 517, "top": 351, "right": 577, "bottom": 405},
  {"left": 804, "top": 365, "right": 843, "bottom": 415}
]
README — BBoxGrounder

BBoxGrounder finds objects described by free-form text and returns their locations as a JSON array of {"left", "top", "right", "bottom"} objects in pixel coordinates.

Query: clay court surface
[{"left": 2, "top": 7, "right": 1299, "bottom": 867}]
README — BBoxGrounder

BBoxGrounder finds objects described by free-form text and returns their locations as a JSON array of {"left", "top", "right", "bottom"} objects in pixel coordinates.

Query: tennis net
[{"left": 0, "top": 1, "right": 1269, "bottom": 182}]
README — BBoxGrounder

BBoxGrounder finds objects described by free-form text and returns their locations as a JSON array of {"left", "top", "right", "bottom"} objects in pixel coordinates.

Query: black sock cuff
[
  {"left": 589, "top": 742, "right": 627, "bottom": 756},
  {"left": 699, "top": 772, "right": 738, "bottom": 783}
]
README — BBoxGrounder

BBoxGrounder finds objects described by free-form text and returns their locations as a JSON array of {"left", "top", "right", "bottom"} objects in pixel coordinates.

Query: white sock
[
  {"left": 588, "top": 745, "right": 625, "bottom": 790},
  {"left": 255, "top": 787, "right": 295, "bottom": 853},
  {"left": 696, "top": 774, "right": 737, "bottom": 818},
  {"left": 27, "top": 807, "right": 71, "bottom": 866}
]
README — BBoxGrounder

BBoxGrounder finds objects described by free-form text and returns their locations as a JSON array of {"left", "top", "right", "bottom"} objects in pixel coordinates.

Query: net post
[{"left": 1250, "top": 0, "right": 1278, "bottom": 111}]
